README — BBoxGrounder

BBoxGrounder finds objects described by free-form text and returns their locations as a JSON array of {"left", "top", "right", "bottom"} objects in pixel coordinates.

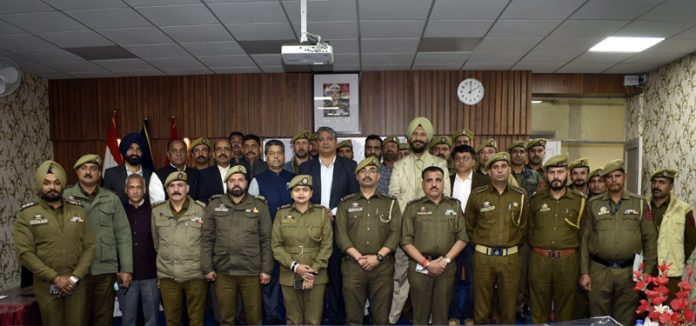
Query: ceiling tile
[
  {"left": 643, "top": 38, "right": 696, "bottom": 53},
  {"left": 361, "top": 38, "right": 419, "bottom": 53},
  {"left": 42, "top": 0, "right": 127, "bottom": 10},
  {"left": 250, "top": 54, "right": 282, "bottom": 66},
  {"left": 98, "top": 28, "right": 173, "bottom": 46},
  {"left": 283, "top": 0, "right": 357, "bottom": 22},
  {"left": 36, "top": 72, "right": 73, "bottom": 79},
  {"left": 362, "top": 53, "right": 414, "bottom": 65},
  {"left": 226, "top": 23, "right": 295, "bottom": 41},
  {"left": 603, "top": 62, "right": 662, "bottom": 74},
  {"left": 197, "top": 55, "right": 255, "bottom": 67},
  {"left": 360, "top": 20, "right": 426, "bottom": 38},
  {"left": 125, "top": 44, "right": 191, "bottom": 58},
  {"left": 615, "top": 21, "right": 696, "bottom": 38},
  {"left": 412, "top": 63, "right": 462, "bottom": 70},
  {"left": 362, "top": 64, "right": 410, "bottom": 71},
  {"left": 501, "top": 0, "right": 586, "bottom": 20},
  {"left": 673, "top": 25, "right": 696, "bottom": 39},
  {"left": 474, "top": 37, "right": 542, "bottom": 51},
  {"left": 332, "top": 64, "right": 361, "bottom": 72},
  {"left": 21, "top": 62, "right": 61, "bottom": 74},
  {"left": 180, "top": 41, "right": 245, "bottom": 56},
  {"left": 487, "top": 20, "right": 561, "bottom": 37},
  {"left": 639, "top": 1, "right": 696, "bottom": 22},
  {"left": 116, "top": 69, "right": 166, "bottom": 76},
  {"left": 418, "top": 37, "right": 480, "bottom": 52},
  {"left": 14, "top": 49, "right": 84, "bottom": 63},
  {"left": 549, "top": 20, "right": 628, "bottom": 37},
  {"left": 571, "top": 52, "right": 634, "bottom": 64},
  {"left": 414, "top": 52, "right": 469, "bottom": 64},
  {"left": 0, "top": 20, "right": 24, "bottom": 35},
  {"left": 430, "top": 0, "right": 509, "bottom": 20},
  {"left": 50, "top": 61, "right": 106, "bottom": 73},
  {"left": 212, "top": 67, "right": 261, "bottom": 74},
  {"left": 571, "top": 0, "right": 661, "bottom": 20},
  {"left": 123, "top": 0, "right": 200, "bottom": 6},
  {"left": 556, "top": 62, "right": 615, "bottom": 73},
  {"left": 0, "top": 50, "right": 38, "bottom": 65},
  {"left": 208, "top": 2, "right": 288, "bottom": 24},
  {"left": 134, "top": 4, "right": 219, "bottom": 26},
  {"left": 0, "top": 34, "right": 55, "bottom": 51},
  {"left": 359, "top": 0, "right": 431, "bottom": 20},
  {"left": 0, "top": 1, "right": 53, "bottom": 15},
  {"left": 162, "top": 24, "right": 234, "bottom": 43},
  {"left": 328, "top": 39, "right": 359, "bottom": 53},
  {"left": 72, "top": 71, "right": 120, "bottom": 78},
  {"left": 1, "top": 12, "right": 85, "bottom": 33},
  {"left": 424, "top": 20, "right": 494, "bottom": 38},
  {"left": 146, "top": 56, "right": 206, "bottom": 69},
  {"left": 36, "top": 30, "right": 114, "bottom": 48},
  {"left": 468, "top": 51, "right": 526, "bottom": 63},
  {"left": 624, "top": 51, "right": 685, "bottom": 64},
  {"left": 161, "top": 67, "right": 212, "bottom": 75},
  {"left": 333, "top": 54, "right": 359, "bottom": 65},
  {"left": 512, "top": 63, "right": 564, "bottom": 73},
  {"left": 534, "top": 37, "right": 605, "bottom": 52},
  {"left": 93, "top": 58, "right": 158, "bottom": 70},
  {"left": 517, "top": 50, "right": 583, "bottom": 64},
  {"left": 462, "top": 62, "right": 514, "bottom": 70},
  {"left": 260, "top": 66, "right": 284, "bottom": 73},
  {"left": 290, "top": 21, "right": 358, "bottom": 39},
  {"left": 65, "top": 8, "right": 152, "bottom": 29}
]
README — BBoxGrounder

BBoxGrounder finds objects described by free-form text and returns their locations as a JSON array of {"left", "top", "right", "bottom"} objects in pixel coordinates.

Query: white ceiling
[{"left": 0, "top": 0, "right": 695, "bottom": 79}]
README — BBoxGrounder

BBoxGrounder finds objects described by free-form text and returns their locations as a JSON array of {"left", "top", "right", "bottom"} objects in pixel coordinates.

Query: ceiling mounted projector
[{"left": 282, "top": 0, "right": 333, "bottom": 66}]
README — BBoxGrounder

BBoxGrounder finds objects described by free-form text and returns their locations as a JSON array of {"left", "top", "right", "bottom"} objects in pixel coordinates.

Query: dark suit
[
  {"left": 103, "top": 165, "right": 153, "bottom": 202},
  {"left": 299, "top": 156, "right": 359, "bottom": 324},
  {"left": 198, "top": 165, "right": 226, "bottom": 203},
  {"left": 448, "top": 171, "right": 490, "bottom": 323},
  {"left": 155, "top": 165, "right": 203, "bottom": 201}
]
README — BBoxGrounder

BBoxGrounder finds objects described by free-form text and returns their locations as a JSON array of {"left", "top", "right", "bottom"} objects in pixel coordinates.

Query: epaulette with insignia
[
  {"left": 312, "top": 204, "right": 326, "bottom": 209},
  {"left": 567, "top": 189, "right": 583, "bottom": 197},
  {"left": 210, "top": 194, "right": 222, "bottom": 200},
  {"left": 588, "top": 195, "right": 603, "bottom": 203},
  {"left": 509, "top": 184, "right": 526, "bottom": 195},
  {"left": 279, "top": 203, "right": 292, "bottom": 209},
  {"left": 473, "top": 185, "right": 489, "bottom": 194},
  {"left": 253, "top": 195, "right": 267, "bottom": 203},
  {"left": 20, "top": 202, "right": 38, "bottom": 211},
  {"left": 340, "top": 193, "right": 359, "bottom": 202},
  {"left": 65, "top": 198, "right": 83, "bottom": 206},
  {"left": 407, "top": 197, "right": 422, "bottom": 205},
  {"left": 152, "top": 200, "right": 166, "bottom": 207},
  {"left": 194, "top": 200, "right": 207, "bottom": 208},
  {"left": 378, "top": 192, "right": 396, "bottom": 199},
  {"left": 628, "top": 192, "right": 644, "bottom": 200}
]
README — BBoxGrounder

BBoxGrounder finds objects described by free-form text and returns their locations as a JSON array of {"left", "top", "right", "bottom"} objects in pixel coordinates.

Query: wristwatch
[
  {"left": 444, "top": 256, "right": 451, "bottom": 265},
  {"left": 376, "top": 254, "right": 385, "bottom": 262},
  {"left": 69, "top": 276, "right": 80, "bottom": 284}
]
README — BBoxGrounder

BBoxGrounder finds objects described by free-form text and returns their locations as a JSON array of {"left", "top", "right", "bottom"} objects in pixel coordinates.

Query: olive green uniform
[
  {"left": 272, "top": 204, "right": 333, "bottom": 325},
  {"left": 14, "top": 199, "right": 96, "bottom": 326},
  {"left": 402, "top": 196, "right": 468, "bottom": 325},
  {"left": 152, "top": 197, "right": 208, "bottom": 326},
  {"left": 465, "top": 184, "right": 528, "bottom": 324},
  {"left": 63, "top": 185, "right": 133, "bottom": 326},
  {"left": 580, "top": 191, "right": 657, "bottom": 326},
  {"left": 335, "top": 192, "right": 402, "bottom": 325},
  {"left": 201, "top": 194, "right": 273, "bottom": 325},
  {"left": 527, "top": 188, "right": 586, "bottom": 323}
]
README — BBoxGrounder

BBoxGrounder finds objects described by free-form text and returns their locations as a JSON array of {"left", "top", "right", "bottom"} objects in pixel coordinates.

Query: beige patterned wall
[
  {"left": 0, "top": 72, "right": 51, "bottom": 290},
  {"left": 625, "top": 53, "right": 696, "bottom": 205}
]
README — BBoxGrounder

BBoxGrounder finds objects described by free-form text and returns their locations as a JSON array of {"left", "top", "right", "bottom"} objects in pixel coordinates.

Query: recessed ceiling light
[
  {"left": 589, "top": 36, "right": 664, "bottom": 53},
  {"left": 532, "top": 100, "right": 543, "bottom": 104}
]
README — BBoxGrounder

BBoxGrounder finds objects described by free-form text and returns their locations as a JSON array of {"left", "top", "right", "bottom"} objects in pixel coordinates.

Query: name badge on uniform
[
  {"left": 214, "top": 204, "right": 228, "bottom": 212},
  {"left": 29, "top": 214, "right": 48, "bottom": 225},
  {"left": 598, "top": 207, "right": 610, "bottom": 215},
  {"left": 70, "top": 216, "right": 84, "bottom": 223},
  {"left": 539, "top": 203, "right": 550, "bottom": 212},
  {"left": 191, "top": 216, "right": 203, "bottom": 224},
  {"left": 416, "top": 206, "right": 432, "bottom": 215},
  {"left": 282, "top": 215, "right": 296, "bottom": 223},
  {"left": 624, "top": 209, "right": 639, "bottom": 215},
  {"left": 348, "top": 202, "right": 363, "bottom": 213},
  {"left": 445, "top": 209, "right": 457, "bottom": 216}
]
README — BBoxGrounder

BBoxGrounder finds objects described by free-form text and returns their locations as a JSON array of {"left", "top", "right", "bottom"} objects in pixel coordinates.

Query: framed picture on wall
[{"left": 313, "top": 73, "right": 360, "bottom": 134}]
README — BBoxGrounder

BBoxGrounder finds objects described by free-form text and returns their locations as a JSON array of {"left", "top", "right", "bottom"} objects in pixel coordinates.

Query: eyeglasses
[{"left": 453, "top": 156, "right": 473, "bottom": 162}]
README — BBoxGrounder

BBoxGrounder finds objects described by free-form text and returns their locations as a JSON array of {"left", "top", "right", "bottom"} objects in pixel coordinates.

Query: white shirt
[
  {"left": 452, "top": 170, "right": 473, "bottom": 212},
  {"left": 217, "top": 164, "right": 231, "bottom": 193},
  {"left": 319, "top": 155, "right": 336, "bottom": 209},
  {"left": 248, "top": 178, "right": 260, "bottom": 196},
  {"left": 126, "top": 165, "right": 164, "bottom": 203}
]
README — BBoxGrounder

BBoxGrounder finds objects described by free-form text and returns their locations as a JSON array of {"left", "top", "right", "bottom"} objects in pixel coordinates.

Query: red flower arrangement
[{"left": 634, "top": 261, "right": 696, "bottom": 325}]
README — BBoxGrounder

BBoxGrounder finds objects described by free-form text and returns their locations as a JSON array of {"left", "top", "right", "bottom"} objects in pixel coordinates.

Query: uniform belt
[
  {"left": 287, "top": 245, "right": 319, "bottom": 254},
  {"left": 531, "top": 247, "right": 577, "bottom": 258},
  {"left": 591, "top": 256, "right": 633, "bottom": 268},
  {"left": 474, "top": 244, "right": 518, "bottom": 256}
]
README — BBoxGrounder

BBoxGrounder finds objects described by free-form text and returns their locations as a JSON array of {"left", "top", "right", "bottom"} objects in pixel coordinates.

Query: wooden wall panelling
[{"left": 531, "top": 73, "right": 635, "bottom": 97}]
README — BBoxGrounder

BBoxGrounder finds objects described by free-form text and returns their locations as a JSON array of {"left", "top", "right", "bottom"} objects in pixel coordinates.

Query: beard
[
  {"left": 126, "top": 155, "right": 141, "bottom": 165},
  {"left": 573, "top": 179, "right": 586, "bottom": 187},
  {"left": 549, "top": 179, "right": 565, "bottom": 191},
  {"left": 411, "top": 141, "right": 426, "bottom": 153},
  {"left": 41, "top": 191, "right": 61, "bottom": 202},
  {"left": 383, "top": 151, "right": 398, "bottom": 161},
  {"left": 228, "top": 187, "right": 245, "bottom": 197}
]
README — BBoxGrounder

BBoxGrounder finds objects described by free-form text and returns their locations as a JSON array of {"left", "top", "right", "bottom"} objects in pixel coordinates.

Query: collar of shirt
[
  {"left": 129, "top": 199, "right": 145, "bottom": 209},
  {"left": 126, "top": 165, "right": 143, "bottom": 176},
  {"left": 320, "top": 155, "right": 336, "bottom": 168},
  {"left": 170, "top": 163, "right": 187, "bottom": 172},
  {"left": 455, "top": 170, "right": 473, "bottom": 182}
]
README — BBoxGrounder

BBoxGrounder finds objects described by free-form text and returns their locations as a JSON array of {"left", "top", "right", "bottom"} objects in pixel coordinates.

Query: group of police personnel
[{"left": 14, "top": 116, "right": 695, "bottom": 326}]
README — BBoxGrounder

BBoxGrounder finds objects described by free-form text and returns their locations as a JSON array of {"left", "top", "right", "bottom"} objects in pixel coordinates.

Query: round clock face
[{"left": 457, "top": 78, "right": 484, "bottom": 105}]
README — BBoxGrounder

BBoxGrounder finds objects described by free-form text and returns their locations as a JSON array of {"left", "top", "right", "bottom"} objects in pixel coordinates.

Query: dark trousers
[
  {"left": 449, "top": 245, "right": 474, "bottom": 322},
  {"left": 323, "top": 245, "right": 346, "bottom": 324},
  {"left": 263, "top": 262, "right": 286, "bottom": 324},
  {"left": 85, "top": 273, "right": 117, "bottom": 326}
]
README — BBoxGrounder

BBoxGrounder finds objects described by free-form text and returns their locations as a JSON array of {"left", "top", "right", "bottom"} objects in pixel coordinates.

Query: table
[{"left": 0, "top": 287, "right": 41, "bottom": 326}]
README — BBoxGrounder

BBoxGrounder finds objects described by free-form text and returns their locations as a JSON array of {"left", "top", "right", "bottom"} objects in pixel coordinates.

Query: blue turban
[{"left": 119, "top": 132, "right": 149, "bottom": 157}]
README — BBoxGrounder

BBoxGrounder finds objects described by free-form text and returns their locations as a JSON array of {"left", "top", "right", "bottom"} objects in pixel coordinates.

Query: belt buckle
[
  {"left": 549, "top": 250, "right": 560, "bottom": 258},
  {"left": 298, "top": 245, "right": 304, "bottom": 254},
  {"left": 491, "top": 248, "right": 502, "bottom": 256}
]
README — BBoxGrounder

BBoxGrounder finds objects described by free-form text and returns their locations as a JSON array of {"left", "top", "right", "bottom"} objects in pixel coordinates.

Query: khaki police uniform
[
  {"left": 152, "top": 197, "right": 208, "bottom": 326},
  {"left": 402, "top": 196, "right": 468, "bottom": 325},
  {"left": 580, "top": 161, "right": 657, "bottom": 326},
  {"left": 201, "top": 193, "right": 273, "bottom": 325},
  {"left": 465, "top": 180, "right": 528, "bottom": 324},
  {"left": 15, "top": 199, "right": 96, "bottom": 325},
  {"left": 272, "top": 202, "right": 333, "bottom": 325},
  {"left": 335, "top": 191, "right": 402, "bottom": 325},
  {"left": 528, "top": 187, "right": 586, "bottom": 322}
]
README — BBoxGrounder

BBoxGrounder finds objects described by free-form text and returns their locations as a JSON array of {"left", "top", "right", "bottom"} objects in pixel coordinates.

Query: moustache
[
  {"left": 172, "top": 192, "right": 182, "bottom": 196},
  {"left": 362, "top": 177, "right": 372, "bottom": 182},
  {"left": 218, "top": 154, "right": 228, "bottom": 158},
  {"left": 83, "top": 174, "right": 93, "bottom": 178},
  {"left": 430, "top": 187, "right": 439, "bottom": 191}
]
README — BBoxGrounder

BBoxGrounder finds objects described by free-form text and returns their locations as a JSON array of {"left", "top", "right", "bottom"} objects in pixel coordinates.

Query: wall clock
[{"left": 457, "top": 78, "right": 484, "bottom": 105}]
